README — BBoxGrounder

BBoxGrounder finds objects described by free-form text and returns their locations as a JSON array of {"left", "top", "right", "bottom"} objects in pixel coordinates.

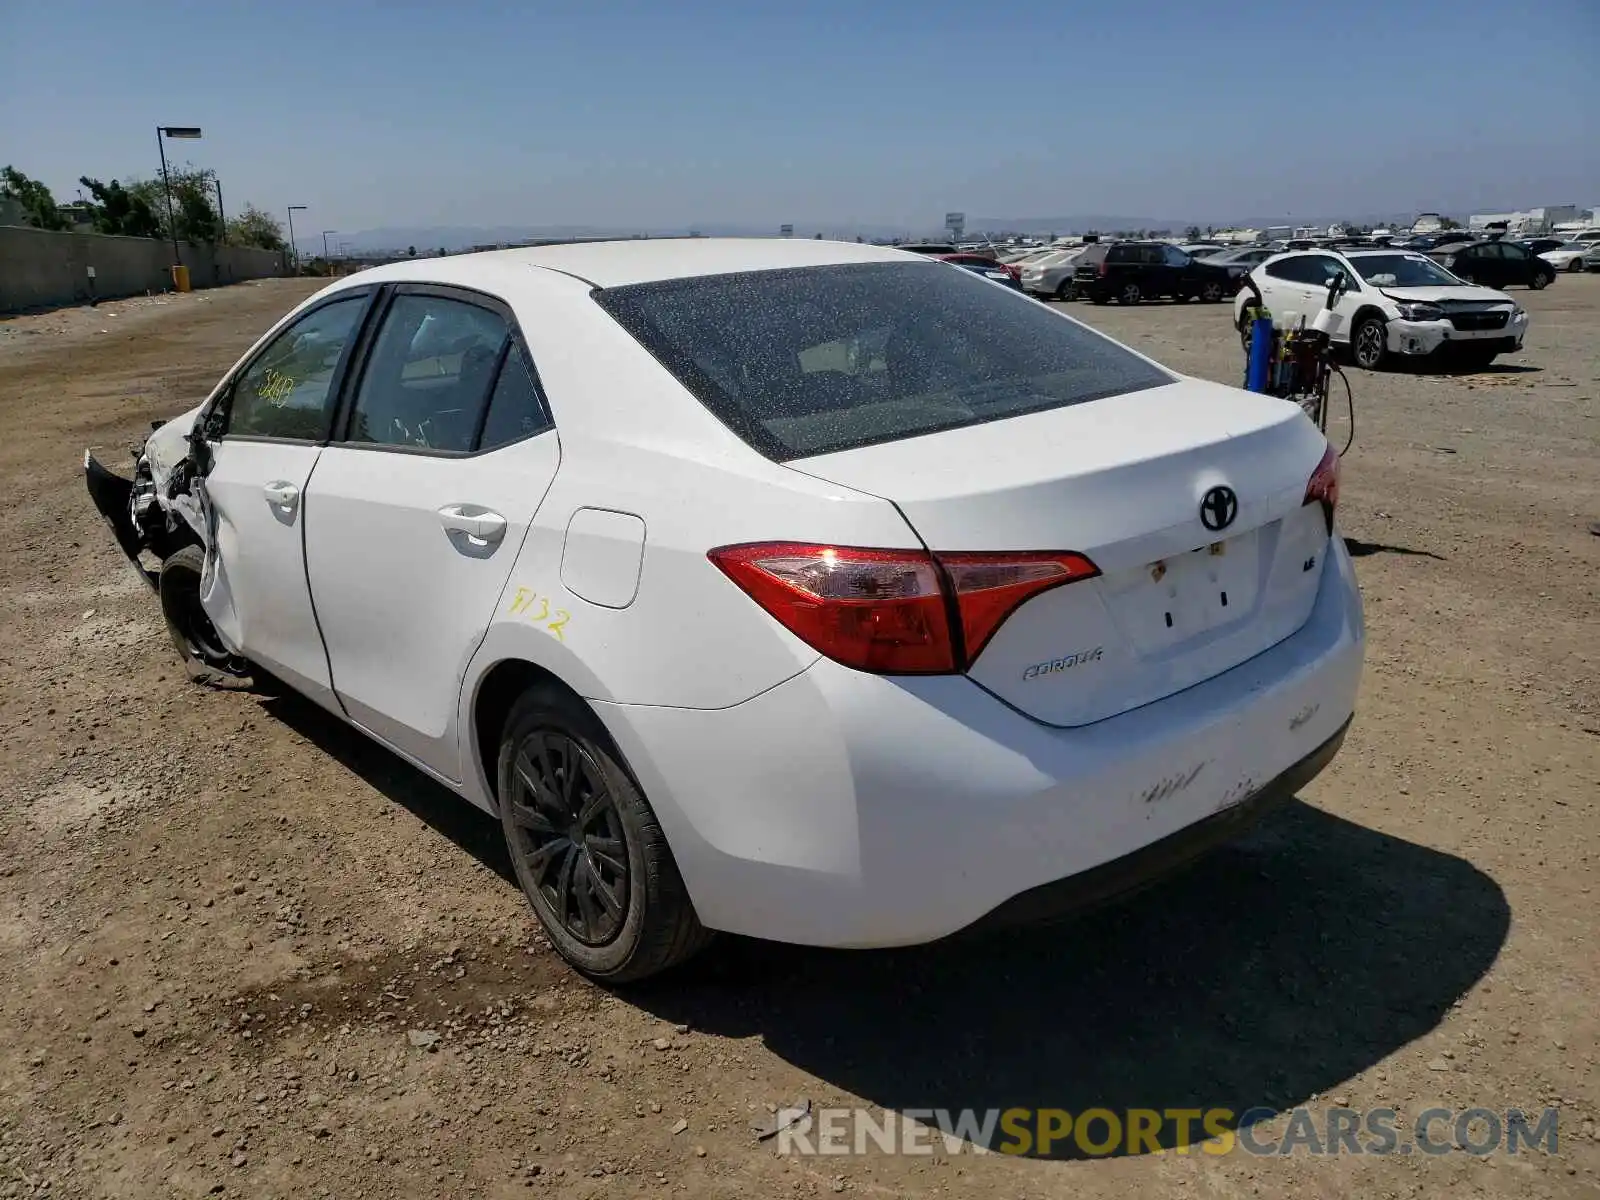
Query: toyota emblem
[{"left": 1200, "top": 486, "right": 1238, "bottom": 532}]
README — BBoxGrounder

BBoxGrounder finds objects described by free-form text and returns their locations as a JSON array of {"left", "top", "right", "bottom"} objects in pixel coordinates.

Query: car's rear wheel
[
  {"left": 1119, "top": 282, "right": 1142, "bottom": 305},
  {"left": 1201, "top": 281, "right": 1225, "bottom": 303},
  {"left": 1351, "top": 314, "right": 1388, "bottom": 370},
  {"left": 158, "top": 544, "right": 249, "bottom": 682},
  {"left": 1530, "top": 270, "right": 1550, "bottom": 290},
  {"left": 497, "top": 683, "right": 710, "bottom": 982},
  {"left": 1568, "top": 258, "right": 1586, "bottom": 273},
  {"left": 1054, "top": 280, "right": 1074, "bottom": 301}
]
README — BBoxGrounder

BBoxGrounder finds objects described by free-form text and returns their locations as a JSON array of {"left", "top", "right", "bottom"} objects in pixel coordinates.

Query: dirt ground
[{"left": 0, "top": 274, "right": 1595, "bottom": 1199}]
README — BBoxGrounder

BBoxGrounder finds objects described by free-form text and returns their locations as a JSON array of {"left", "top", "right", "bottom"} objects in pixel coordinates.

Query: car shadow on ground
[
  {"left": 253, "top": 686, "right": 519, "bottom": 888},
  {"left": 249, "top": 688, "right": 1509, "bottom": 1161},
  {"left": 1397, "top": 359, "right": 1543, "bottom": 377},
  {"left": 631, "top": 800, "right": 1509, "bottom": 1159},
  {"left": 1344, "top": 536, "right": 1446, "bottom": 560}
]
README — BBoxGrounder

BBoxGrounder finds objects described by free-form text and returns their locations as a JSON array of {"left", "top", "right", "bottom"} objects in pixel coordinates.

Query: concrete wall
[{"left": 0, "top": 226, "right": 287, "bottom": 313}]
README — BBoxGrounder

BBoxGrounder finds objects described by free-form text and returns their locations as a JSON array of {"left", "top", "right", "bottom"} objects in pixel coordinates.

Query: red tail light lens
[
  {"left": 709, "top": 543, "right": 1099, "bottom": 675},
  {"left": 939, "top": 551, "right": 1100, "bottom": 661},
  {"left": 1098, "top": 260, "right": 1109, "bottom": 277},
  {"left": 1304, "top": 443, "right": 1341, "bottom": 530}
]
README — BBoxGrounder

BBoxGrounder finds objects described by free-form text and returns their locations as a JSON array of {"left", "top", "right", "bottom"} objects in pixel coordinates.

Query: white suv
[
  {"left": 1235, "top": 248, "right": 1529, "bottom": 370},
  {"left": 87, "top": 239, "right": 1363, "bottom": 981}
]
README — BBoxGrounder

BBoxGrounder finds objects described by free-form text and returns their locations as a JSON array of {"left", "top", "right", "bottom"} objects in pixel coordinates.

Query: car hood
[{"left": 1376, "top": 284, "right": 1514, "bottom": 305}]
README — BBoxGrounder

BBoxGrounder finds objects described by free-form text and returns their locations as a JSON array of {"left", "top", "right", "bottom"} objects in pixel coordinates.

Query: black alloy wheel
[{"left": 505, "top": 731, "right": 630, "bottom": 946}]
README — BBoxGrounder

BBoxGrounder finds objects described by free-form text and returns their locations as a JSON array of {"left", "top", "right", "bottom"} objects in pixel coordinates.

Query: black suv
[{"left": 1074, "top": 241, "right": 1238, "bottom": 305}]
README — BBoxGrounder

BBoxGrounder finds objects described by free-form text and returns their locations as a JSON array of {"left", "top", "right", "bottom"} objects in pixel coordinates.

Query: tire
[
  {"left": 1200, "top": 281, "right": 1225, "bottom": 303},
  {"left": 497, "top": 683, "right": 710, "bottom": 982},
  {"left": 1529, "top": 270, "right": 1550, "bottom": 290},
  {"left": 1053, "top": 280, "right": 1073, "bottom": 301},
  {"left": 158, "top": 544, "right": 249, "bottom": 682},
  {"left": 1568, "top": 259, "right": 1586, "bottom": 273},
  {"left": 1351, "top": 314, "right": 1388, "bottom": 370},
  {"left": 1119, "top": 282, "right": 1142, "bottom": 305}
]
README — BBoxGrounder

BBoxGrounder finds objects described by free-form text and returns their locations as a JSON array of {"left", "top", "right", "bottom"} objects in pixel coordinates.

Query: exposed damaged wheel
[
  {"left": 158, "top": 545, "right": 250, "bottom": 683},
  {"left": 497, "top": 684, "right": 711, "bottom": 982}
]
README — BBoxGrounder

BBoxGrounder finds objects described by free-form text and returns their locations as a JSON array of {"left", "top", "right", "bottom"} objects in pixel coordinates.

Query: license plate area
[{"left": 1103, "top": 529, "right": 1264, "bottom": 656}]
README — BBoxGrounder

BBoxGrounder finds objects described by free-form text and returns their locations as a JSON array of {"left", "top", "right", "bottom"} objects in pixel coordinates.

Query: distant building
[{"left": 1469, "top": 206, "right": 1580, "bottom": 236}]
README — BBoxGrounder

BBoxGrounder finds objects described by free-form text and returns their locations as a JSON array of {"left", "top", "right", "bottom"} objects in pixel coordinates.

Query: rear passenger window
[
  {"left": 1266, "top": 257, "right": 1315, "bottom": 283},
  {"left": 478, "top": 342, "right": 552, "bottom": 451},
  {"left": 347, "top": 294, "right": 508, "bottom": 452}
]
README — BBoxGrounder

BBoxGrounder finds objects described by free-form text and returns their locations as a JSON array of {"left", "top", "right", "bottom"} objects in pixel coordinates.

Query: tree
[
  {"left": 226, "top": 204, "right": 286, "bottom": 251},
  {"left": 78, "top": 176, "right": 162, "bottom": 238},
  {"left": 1439, "top": 216, "right": 1461, "bottom": 230},
  {"left": 407, "top": 245, "right": 417, "bottom": 257},
  {"left": 1, "top": 166, "right": 70, "bottom": 231},
  {"left": 1185, "top": 225, "right": 1203, "bottom": 240},
  {"left": 123, "top": 165, "right": 220, "bottom": 244}
]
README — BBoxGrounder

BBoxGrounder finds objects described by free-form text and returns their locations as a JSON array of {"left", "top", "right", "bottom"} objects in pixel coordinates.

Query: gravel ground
[{"left": 0, "top": 274, "right": 1595, "bottom": 1199}]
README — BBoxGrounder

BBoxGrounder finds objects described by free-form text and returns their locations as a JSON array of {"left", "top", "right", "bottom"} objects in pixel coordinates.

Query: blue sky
[{"left": 6, "top": 0, "right": 1597, "bottom": 239}]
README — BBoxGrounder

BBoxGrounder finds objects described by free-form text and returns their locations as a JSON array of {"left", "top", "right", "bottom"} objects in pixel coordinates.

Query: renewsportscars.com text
[{"left": 777, "top": 1106, "right": 1561, "bottom": 1158}]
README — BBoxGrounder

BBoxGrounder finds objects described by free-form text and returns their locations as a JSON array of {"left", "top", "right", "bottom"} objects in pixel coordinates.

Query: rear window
[{"left": 593, "top": 261, "right": 1172, "bottom": 461}]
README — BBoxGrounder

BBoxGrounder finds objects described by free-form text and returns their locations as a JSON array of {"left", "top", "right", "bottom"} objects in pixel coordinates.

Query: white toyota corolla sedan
[{"left": 86, "top": 239, "right": 1364, "bottom": 981}]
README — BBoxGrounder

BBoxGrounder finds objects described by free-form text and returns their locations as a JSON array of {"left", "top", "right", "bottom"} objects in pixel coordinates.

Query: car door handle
[
  {"left": 263, "top": 481, "right": 300, "bottom": 510},
  {"left": 438, "top": 504, "right": 507, "bottom": 547}
]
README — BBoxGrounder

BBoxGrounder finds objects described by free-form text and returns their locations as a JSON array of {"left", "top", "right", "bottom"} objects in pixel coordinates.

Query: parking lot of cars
[{"left": 0, "top": 269, "right": 1595, "bottom": 1197}]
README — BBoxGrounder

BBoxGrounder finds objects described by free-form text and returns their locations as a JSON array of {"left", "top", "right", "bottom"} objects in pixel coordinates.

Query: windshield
[
  {"left": 594, "top": 261, "right": 1173, "bottom": 460},
  {"left": 1352, "top": 254, "right": 1464, "bottom": 288}
]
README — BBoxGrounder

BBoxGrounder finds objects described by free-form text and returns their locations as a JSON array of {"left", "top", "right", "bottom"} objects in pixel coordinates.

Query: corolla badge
[{"left": 1022, "top": 646, "right": 1103, "bottom": 681}]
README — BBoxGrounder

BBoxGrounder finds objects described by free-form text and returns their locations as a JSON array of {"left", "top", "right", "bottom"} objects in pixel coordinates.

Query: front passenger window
[{"left": 228, "top": 295, "right": 366, "bottom": 440}]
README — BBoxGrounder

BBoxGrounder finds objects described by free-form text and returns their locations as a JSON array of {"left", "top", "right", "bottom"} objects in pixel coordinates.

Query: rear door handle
[
  {"left": 263, "top": 481, "right": 300, "bottom": 511},
  {"left": 439, "top": 504, "right": 507, "bottom": 547}
]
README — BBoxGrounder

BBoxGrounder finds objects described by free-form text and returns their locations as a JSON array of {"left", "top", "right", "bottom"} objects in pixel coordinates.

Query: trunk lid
[{"left": 789, "top": 379, "right": 1332, "bottom": 726}]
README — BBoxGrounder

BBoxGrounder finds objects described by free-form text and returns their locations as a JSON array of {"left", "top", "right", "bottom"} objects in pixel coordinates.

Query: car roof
[{"left": 337, "top": 237, "right": 911, "bottom": 291}]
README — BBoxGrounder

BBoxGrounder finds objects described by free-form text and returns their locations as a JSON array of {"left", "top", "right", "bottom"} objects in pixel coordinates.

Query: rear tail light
[
  {"left": 1003, "top": 263, "right": 1021, "bottom": 280},
  {"left": 1304, "top": 443, "right": 1341, "bottom": 531},
  {"left": 708, "top": 542, "right": 1099, "bottom": 675},
  {"left": 1097, "top": 260, "right": 1109, "bottom": 277}
]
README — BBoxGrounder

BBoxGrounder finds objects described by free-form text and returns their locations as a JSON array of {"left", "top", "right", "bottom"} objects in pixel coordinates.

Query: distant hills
[{"left": 305, "top": 211, "right": 1447, "bottom": 255}]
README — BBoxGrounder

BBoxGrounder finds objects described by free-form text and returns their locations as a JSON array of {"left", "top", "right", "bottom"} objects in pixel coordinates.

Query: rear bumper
[
  {"left": 971, "top": 715, "right": 1348, "bottom": 931},
  {"left": 594, "top": 534, "right": 1365, "bottom": 948}
]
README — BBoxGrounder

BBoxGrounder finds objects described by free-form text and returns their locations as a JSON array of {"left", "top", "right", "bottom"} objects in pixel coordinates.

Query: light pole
[
  {"left": 322, "top": 230, "right": 334, "bottom": 259},
  {"left": 156, "top": 125, "right": 203, "bottom": 266},
  {"left": 214, "top": 176, "right": 226, "bottom": 242},
  {"left": 286, "top": 205, "right": 307, "bottom": 273}
]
